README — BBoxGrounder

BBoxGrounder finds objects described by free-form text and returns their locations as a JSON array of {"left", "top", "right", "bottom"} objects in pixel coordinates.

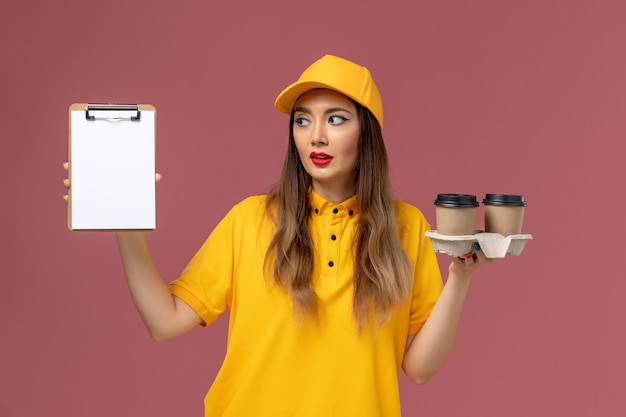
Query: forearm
[
  {"left": 402, "top": 271, "right": 471, "bottom": 384},
  {"left": 116, "top": 232, "right": 198, "bottom": 341}
]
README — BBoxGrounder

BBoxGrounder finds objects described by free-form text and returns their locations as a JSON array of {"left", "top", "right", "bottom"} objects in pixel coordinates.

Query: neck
[{"left": 311, "top": 180, "right": 355, "bottom": 204}]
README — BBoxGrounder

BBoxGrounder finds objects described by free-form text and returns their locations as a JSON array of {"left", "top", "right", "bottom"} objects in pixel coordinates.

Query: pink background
[{"left": 2, "top": 1, "right": 625, "bottom": 416}]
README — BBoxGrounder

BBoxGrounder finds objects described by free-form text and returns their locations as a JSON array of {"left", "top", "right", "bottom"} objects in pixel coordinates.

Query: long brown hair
[{"left": 265, "top": 100, "right": 413, "bottom": 330}]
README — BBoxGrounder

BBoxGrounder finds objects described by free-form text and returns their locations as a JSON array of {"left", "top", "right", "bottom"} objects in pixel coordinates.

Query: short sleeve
[{"left": 168, "top": 206, "right": 238, "bottom": 327}]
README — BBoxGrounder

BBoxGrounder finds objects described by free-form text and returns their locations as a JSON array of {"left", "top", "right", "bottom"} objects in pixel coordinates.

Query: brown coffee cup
[
  {"left": 434, "top": 194, "right": 479, "bottom": 236},
  {"left": 483, "top": 194, "right": 527, "bottom": 236}
]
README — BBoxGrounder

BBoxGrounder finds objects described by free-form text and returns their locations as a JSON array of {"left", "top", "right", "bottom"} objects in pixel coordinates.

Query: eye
[
  {"left": 294, "top": 117, "right": 310, "bottom": 127},
  {"left": 329, "top": 115, "right": 348, "bottom": 125}
]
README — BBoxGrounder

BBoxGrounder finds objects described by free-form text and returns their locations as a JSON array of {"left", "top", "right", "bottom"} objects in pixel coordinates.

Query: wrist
[{"left": 446, "top": 268, "right": 472, "bottom": 288}]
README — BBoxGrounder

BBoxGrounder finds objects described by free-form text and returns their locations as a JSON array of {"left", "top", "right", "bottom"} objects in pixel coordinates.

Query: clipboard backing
[{"left": 68, "top": 103, "right": 156, "bottom": 231}]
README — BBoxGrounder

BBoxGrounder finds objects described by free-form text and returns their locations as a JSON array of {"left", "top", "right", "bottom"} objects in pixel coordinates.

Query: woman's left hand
[{"left": 449, "top": 243, "right": 490, "bottom": 279}]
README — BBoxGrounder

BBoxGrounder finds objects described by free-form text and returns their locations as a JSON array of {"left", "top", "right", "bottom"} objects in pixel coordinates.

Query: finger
[
  {"left": 63, "top": 194, "right": 68, "bottom": 202},
  {"left": 63, "top": 162, "right": 69, "bottom": 171},
  {"left": 155, "top": 173, "right": 163, "bottom": 184},
  {"left": 63, "top": 178, "right": 70, "bottom": 189},
  {"left": 473, "top": 242, "right": 487, "bottom": 264},
  {"left": 456, "top": 252, "right": 475, "bottom": 267},
  {"left": 451, "top": 256, "right": 464, "bottom": 269},
  {"left": 473, "top": 242, "right": 499, "bottom": 265}
]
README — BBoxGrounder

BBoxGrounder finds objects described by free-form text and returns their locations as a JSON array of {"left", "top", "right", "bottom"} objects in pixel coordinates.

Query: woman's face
[{"left": 292, "top": 89, "right": 360, "bottom": 202}]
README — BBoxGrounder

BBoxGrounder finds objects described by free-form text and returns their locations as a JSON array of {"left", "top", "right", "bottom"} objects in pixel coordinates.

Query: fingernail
[
  {"left": 473, "top": 242, "right": 481, "bottom": 251},
  {"left": 465, "top": 254, "right": 472, "bottom": 259}
]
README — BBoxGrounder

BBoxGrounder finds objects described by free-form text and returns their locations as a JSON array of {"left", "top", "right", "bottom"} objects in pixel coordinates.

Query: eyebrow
[{"left": 293, "top": 106, "right": 353, "bottom": 115}]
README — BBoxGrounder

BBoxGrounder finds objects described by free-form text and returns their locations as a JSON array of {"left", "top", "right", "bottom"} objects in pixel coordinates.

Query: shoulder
[
  {"left": 393, "top": 200, "right": 438, "bottom": 261},
  {"left": 226, "top": 194, "right": 271, "bottom": 220},
  {"left": 211, "top": 195, "right": 273, "bottom": 237},
  {"left": 394, "top": 200, "right": 428, "bottom": 224},
  {"left": 232, "top": 194, "right": 269, "bottom": 210},
  {"left": 226, "top": 194, "right": 269, "bottom": 222},
  {"left": 393, "top": 200, "right": 433, "bottom": 235}
]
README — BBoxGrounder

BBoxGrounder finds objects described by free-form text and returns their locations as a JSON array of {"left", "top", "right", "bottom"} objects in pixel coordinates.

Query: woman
[{"left": 65, "top": 54, "right": 488, "bottom": 416}]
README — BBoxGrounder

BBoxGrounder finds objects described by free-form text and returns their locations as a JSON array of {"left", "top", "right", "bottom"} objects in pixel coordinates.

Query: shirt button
[
  {"left": 349, "top": 210, "right": 354, "bottom": 216},
  {"left": 333, "top": 208, "right": 339, "bottom": 214},
  {"left": 328, "top": 261, "right": 334, "bottom": 267},
  {"left": 315, "top": 208, "right": 319, "bottom": 214},
  {"left": 331, "top": 234, "right": 336, "bottom": 241}
]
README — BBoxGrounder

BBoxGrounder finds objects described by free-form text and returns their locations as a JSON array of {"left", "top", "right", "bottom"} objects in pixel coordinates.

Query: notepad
[{"left": 68, "top": 103, "right": 156, "bottom": 231}]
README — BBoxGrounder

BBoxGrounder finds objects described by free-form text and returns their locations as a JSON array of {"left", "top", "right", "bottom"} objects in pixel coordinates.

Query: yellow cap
[{"left": 274, "top": 54, "right": 384, "bottom": 129}]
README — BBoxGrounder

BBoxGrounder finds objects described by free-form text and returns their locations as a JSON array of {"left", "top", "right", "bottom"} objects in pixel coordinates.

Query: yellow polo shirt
[{"left": 168, "top": 191, "right": 442, "bottom": 417}]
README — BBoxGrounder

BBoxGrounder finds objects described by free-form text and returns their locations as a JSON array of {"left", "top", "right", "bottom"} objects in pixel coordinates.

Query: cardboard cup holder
[{"left": 425, "top": 231, "right": 533, "bottom": 259}]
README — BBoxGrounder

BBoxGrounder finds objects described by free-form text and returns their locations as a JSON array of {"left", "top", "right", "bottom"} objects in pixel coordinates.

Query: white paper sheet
[{"left": 69, "top": 104, "right": 156, "bottom": 230}]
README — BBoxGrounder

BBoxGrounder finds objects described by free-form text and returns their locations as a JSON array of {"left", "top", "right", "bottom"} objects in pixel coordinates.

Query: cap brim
[{"left": 274, "top": 81, "right": 349, "bottom": 115}]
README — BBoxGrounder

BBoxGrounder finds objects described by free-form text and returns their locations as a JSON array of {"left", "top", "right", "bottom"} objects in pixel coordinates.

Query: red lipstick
[{"left": 310, "top": 152, "right": 333, "bottom": 166}]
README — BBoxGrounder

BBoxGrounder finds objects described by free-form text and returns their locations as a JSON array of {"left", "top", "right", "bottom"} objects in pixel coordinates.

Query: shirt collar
[{"left": 309, "top": 189, "right": 359, "bottom": 217}]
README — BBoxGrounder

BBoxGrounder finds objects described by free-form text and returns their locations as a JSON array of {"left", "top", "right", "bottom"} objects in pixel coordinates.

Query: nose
[{"left": 310, "top": 121, "right": 328, "bottom": 146}]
